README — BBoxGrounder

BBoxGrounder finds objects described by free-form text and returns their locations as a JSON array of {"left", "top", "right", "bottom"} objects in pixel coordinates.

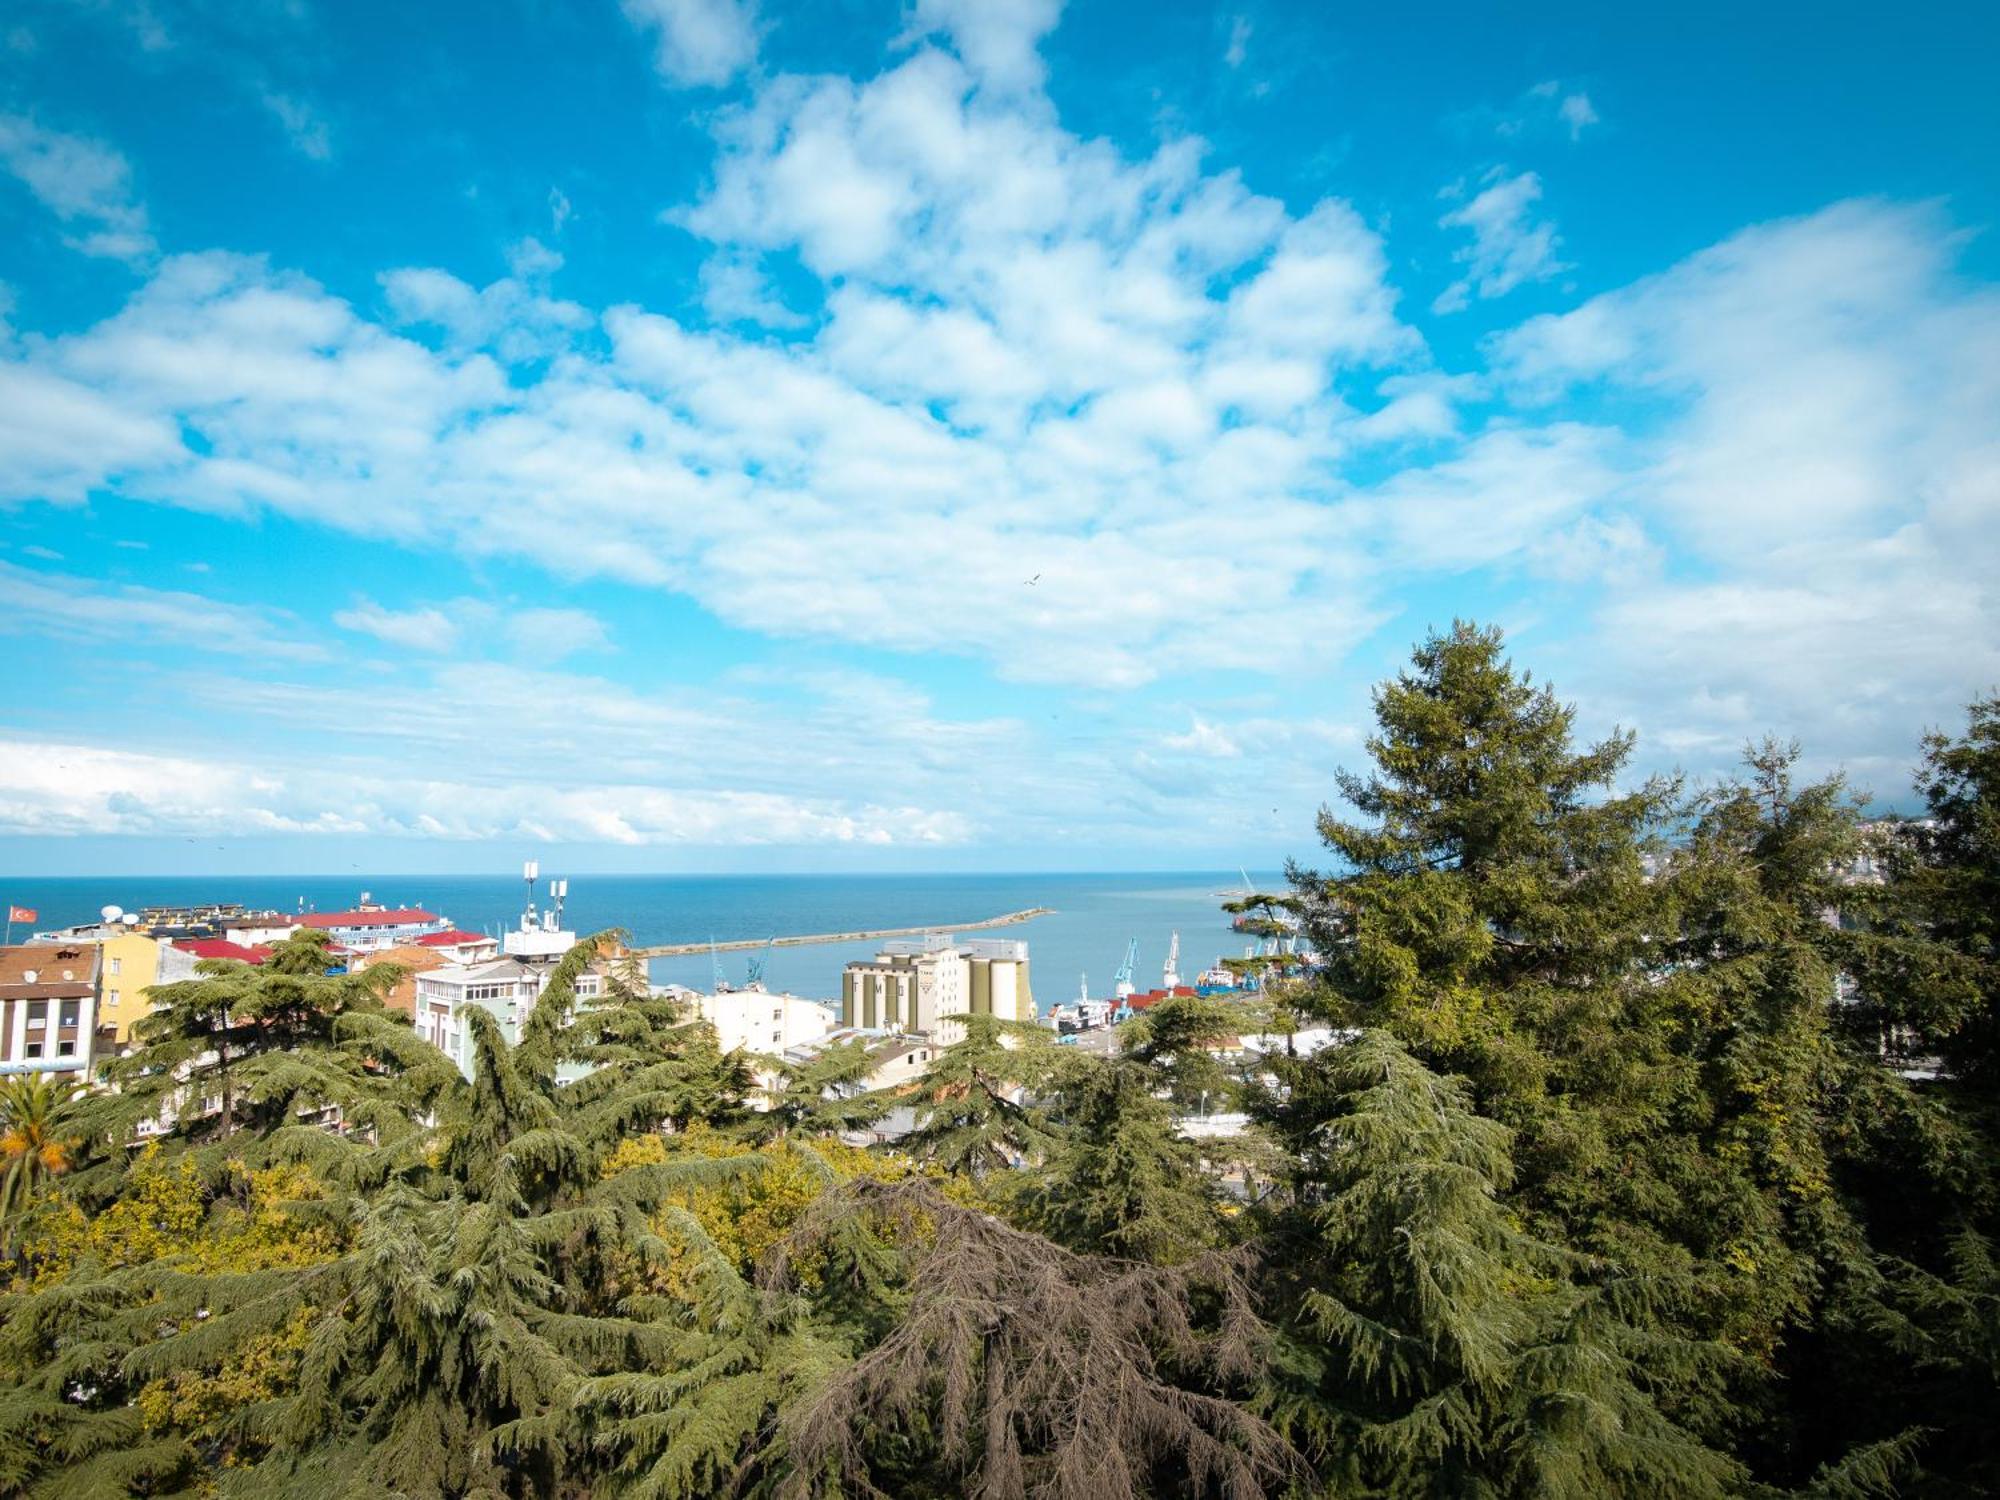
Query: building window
[
  {"left": 107, "top": 990, "right": 120, "bottom": 1008},
  {"left": 26, "top": 1012, "right": 43, "bottom": 1030},
  {"left": 23, "top": 1043, "right": 40, "bottom": 1059},
  {"left": 109, "top": 956, "right": 122, "bottom": 976},
  {"left": 60, "top": 1001, "right": 79, "bottom": 1027},
  {"left": 57, "top": 1040, "right": 75, "bottom": 1057}
]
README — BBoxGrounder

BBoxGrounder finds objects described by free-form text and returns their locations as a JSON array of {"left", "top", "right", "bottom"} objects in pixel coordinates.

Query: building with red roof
[
  {"left": 294, "top": 901, "right": 451, "bottom": 952},
  {"left": 173, "top": 938, "right": 272, "bottom": 965}
]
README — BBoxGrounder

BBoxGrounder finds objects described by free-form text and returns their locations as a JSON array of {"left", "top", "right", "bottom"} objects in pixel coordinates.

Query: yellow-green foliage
[
  {"left": 19, "top": 1148, "right": 343, "bottom": 1286},
  {"left": 136, "top": 1304, "right": 317, "bottom": 1447},
  {"left": 604, "top": 1126, "right": 972, "bottom": 1288}
]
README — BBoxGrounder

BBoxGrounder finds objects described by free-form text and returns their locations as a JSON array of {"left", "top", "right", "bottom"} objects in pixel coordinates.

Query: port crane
[
  {"left": 744, "top": 937, "right": 775, "bottom": 988},
  {"left": 1163, "top": 931, "right": 1182, "bottom": 990},
  {"left": 1112, "top": 939, "right": 1138, "bottom": 999},
  {"left": 710, "top": 938, "right": 726, "bottom": 993}
]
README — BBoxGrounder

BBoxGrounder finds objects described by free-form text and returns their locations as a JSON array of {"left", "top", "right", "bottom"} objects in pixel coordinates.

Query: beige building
[{"left": 840, "top": 936, "right": 1033, "bottom": 1045}]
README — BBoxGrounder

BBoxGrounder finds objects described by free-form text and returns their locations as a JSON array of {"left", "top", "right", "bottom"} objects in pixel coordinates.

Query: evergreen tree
[
  {"left": 1292, "top": 620, "right": 1683, "bottom": 1223},
  {"left": 895, "top": 1014, "right": 1063, "bottom": 1181},
  {"left": 1018, "top": 1049, "right": 1227, "bottom": 1264},
  {"left": 750, "top": 1038, "right": 892, "bottom": 1142},
  {"left": 81, "top": 929, "right": 409, "bottom": 1161},
  {"left": 1257, "top": 1030, "right": 1739, "bottom": 1499}
]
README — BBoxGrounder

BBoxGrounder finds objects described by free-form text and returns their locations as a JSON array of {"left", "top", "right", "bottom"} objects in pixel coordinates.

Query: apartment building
[{"left": 0, "top": 944, "right": 101, "bottom": 1077}]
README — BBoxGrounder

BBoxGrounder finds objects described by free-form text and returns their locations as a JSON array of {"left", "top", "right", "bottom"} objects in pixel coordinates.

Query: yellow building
[{"left": 93, "top": 931, "right": 177, "bottom": 1044}]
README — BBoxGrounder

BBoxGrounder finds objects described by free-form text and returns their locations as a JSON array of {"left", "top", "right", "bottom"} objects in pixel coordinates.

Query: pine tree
[
  {"left": 1257, "top": 1029, "right": 1740, "bottom": 1499},
  {"left": 895, "top": 1014, "right": 1063, "bottom": 1181},
  {"left": 1293, "top": 621, "right": 1684, "bottom": 1222},
  {"left": 776, "top": 1175, "right": 1299, "bottom": 1500},
  {"left": 1018, "top": 1050, "right": 1227, "bottom": 1264},
  {"left": 751, "top": 1038, "right": 892, "bottom": 1142},
  {"left": 81, "top": 928, "right": 409, "bottom": 1163}
]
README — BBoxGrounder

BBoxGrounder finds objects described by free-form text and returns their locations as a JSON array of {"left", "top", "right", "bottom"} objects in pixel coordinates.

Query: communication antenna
[
  {"left": 550, "top": 878, "right": 569, "bottom": 929},
  {"left": 521, "top": 860, "right": 540, "bottom": 929}
]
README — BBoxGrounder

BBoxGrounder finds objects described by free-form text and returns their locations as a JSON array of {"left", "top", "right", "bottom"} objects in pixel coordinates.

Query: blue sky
[{"left": 0, "top": 0, "right": 1996, "bottom": 877}]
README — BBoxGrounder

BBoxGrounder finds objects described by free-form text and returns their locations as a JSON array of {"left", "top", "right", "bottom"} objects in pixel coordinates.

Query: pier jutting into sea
[{"left": 627, "top": 907, "right": 1053, "bottom": 958}]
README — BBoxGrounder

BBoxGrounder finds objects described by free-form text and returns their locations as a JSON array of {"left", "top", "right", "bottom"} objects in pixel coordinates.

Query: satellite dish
[
  {"left": 101, "top": 904, "right": 124, "bottom": 923},
  {"left": 122, "top": 913, "right": 140, "bottom": 926}
]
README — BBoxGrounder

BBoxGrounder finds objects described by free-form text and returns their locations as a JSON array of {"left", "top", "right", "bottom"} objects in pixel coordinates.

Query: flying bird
[{"left": 1024, "top": 573, "right": 1040, "bottom": 585}]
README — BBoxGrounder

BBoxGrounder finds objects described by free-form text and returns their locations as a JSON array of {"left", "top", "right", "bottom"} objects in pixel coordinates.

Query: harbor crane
[
  {"left": 1112, "top": 938, "right": 1138, "bottom": 999},
  {"left": 1163, "top": 930, "right": 1182, "bottom": 990},
  {"left": 744, "top": 936, "right": 775, "bottom": 988},
  {"left": 710, "top": 938, "right": 726, "bottom": 994}
]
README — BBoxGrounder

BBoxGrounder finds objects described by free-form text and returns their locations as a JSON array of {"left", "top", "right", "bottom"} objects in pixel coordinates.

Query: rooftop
[
  {"left": 0, "top": 944, "right": 100, "bottom": 995},
  {"left": 300, "top": 907, "right": 443, "bottom": 929},
  {"left": 172, "top": 938, "right": 272, "bottom": 965}
]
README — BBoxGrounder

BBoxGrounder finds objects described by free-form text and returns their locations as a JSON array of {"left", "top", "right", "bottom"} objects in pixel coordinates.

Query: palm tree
[{"left": 0, "top": 1074, "right": 83, "bottom": 1234}]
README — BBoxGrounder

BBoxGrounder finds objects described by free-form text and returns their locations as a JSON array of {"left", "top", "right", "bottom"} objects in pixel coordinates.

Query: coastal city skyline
[{"left": 3, "top": 0, "right": 1997, "bottom": 877}]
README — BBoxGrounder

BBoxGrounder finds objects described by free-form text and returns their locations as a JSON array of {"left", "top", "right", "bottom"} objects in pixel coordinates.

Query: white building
[
  {"left": 413, "top": 957, "right": 610, "bottom": 1079},
  {"left": 840, "top": 935, "right": 1034, "bottom": 1045},
  {"left": 298, "top": 900, "right": 451, "bottom": 952},
  {"left": 684, "top": 988, "right": 835, "bottom": 1058},
  {"left": 222, "top": 913, "right": 307, "bottom": 946}
]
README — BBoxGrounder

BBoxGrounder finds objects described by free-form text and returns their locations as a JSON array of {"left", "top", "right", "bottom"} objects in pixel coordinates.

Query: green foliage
[
  {"left": 1259, "top": 1030, "right": 1740, "bottom": 1498},
  {"left": 0, "top": 1077, "right": 84, "bottom": 1244},
  {"left": 894, "top": 1013, "right": 1063, "bottom": 1181}
]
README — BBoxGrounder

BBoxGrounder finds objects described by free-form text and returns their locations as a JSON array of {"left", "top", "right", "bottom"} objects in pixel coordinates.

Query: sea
[{"left": 9, "top": 872, "right": 1282, "bottom": 1008}]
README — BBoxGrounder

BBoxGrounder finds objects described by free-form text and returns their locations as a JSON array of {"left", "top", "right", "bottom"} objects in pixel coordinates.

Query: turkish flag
[{"left": 7, "top": 907, "right": 35, "bottom": 923}]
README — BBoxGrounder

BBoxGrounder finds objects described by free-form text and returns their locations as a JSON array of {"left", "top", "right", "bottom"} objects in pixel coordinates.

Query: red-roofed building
[
  {"left": 295, "top": 902, "right": 451, "bottom": 952},
  {"left": 173, "top": 938, "right": 272, "bottom": 965}
]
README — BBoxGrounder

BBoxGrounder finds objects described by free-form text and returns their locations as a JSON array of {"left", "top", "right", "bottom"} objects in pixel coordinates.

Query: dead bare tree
[{"left": 765, "top": 1178, "right": 1305, "bottom": 1500}]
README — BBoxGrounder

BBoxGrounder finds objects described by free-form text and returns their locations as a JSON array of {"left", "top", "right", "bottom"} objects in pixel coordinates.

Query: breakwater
[{"left": 628, "top": 906, "right": 1053, "bottom": 958}]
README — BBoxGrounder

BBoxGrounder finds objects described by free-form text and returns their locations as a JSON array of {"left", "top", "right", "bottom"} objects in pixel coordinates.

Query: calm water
[{"left": 10, "top": 872, "right": 1277, "bottom": 1007}]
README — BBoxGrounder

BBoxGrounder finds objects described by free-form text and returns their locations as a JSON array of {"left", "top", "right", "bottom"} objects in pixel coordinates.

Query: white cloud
[
  {"left": 1162, "top": 717, "right": 1240, "bottom": 758},
  {"left": 1223, "top": 15, "right": 1251, "bottom": 69},
  {"left": 330, "top": 596, "right": 612, "bottom": 661},
  {"left": 1557, "top": 92, "right": 1599, "bottom": 140},
  {"left": 506, "top": 607, "right": 611, "bottom": 660},
  {"left": 622, "top": 0, "right": 759, "bottom": 88},
  {"left": 334, "top": 599, "right": 461, "bottom": 654},
  {"left": 1433, "top": 169, "right": 1568, "bottom": 313},
  {"left": 0, "top": 4, "right": 1992, "bottom": 830},
  {"left": 0, "top": 561, "right": 324, "bottom": 660},
  {"left": 1495, "top": 199, "right": 2000, "bottom": 785},
  {"left": 0, "top": 737, "right": 970, "bottom": 845},
  {"left": 0, "top": 114, "right": 155, "bottom": 264},
  {"left": 904, "top": 0, "right": 1064, "bottom": 93},
  {"left": 1498, "top": 81, "right": 1600, "bottom": 142},
  {"left": 258, "top": 90, "right": 332, "bottom": 160},
  {"left": 380, "top": 259, "right": 590, "bottom": 362}
]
